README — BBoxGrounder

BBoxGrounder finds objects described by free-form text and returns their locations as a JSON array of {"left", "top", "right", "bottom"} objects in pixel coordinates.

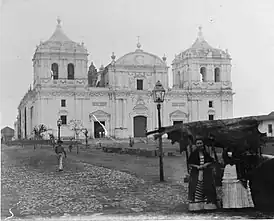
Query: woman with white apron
[{"left": 222, "top": 148, "right": 254, "bottom": 209}]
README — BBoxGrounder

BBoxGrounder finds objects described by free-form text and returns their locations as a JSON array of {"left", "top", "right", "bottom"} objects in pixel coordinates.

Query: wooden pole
[{"left": 157, "top": 103, "right": 164, "bottom": 182}]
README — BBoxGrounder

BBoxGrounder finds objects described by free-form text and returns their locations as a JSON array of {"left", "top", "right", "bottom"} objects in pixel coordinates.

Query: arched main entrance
[{"left": 133, "top": 116, "right": 147, "bottom": 137}]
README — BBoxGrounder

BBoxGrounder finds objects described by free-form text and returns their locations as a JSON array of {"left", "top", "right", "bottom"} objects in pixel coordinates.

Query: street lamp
[
  {"left": 57, "top": 118, "right": 62, "bottom": 141},
  {"left": 152, "top": 80, "right": 166, "bottom": 182}
]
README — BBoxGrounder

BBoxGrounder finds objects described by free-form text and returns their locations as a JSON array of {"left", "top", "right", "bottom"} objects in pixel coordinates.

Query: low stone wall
[
  {"left": 6, "top": 139, "right": 51, "bottom": 146},
  {"left": 101, "top": 145, "right": 178, "bottom": 157},
  {"left": 6, "top": 139, "right": 82, "bottom": 147}
]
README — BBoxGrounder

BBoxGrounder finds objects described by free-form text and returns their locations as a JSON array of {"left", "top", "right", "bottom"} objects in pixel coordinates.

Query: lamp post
[
  {"left": 57, "top": 118, "right": 62, "bottom": 142},
  {"left": 152, "top": 80, "right": 166, "bottom": 182}
]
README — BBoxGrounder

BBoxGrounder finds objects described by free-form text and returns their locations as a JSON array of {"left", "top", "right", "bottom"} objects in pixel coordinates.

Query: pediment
[
  {"left": 133, "top": 104, "right": 148, "bottom": 112},
  {"left": 208, "top": 109, "right": 215, "bottom": 115},
  {"left": 59, "top": 110, "right": 68, "bottom": 115},
  {"left": 90, "top": 110, "right": 110, "bottom": 118},
  {"left": 170, "top": 110, "right": 187, "bottom": 118}
]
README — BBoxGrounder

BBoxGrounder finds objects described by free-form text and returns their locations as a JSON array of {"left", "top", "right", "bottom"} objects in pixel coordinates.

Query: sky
[{"left": 0, "top": 0, "right": 274, "bottom": 129}]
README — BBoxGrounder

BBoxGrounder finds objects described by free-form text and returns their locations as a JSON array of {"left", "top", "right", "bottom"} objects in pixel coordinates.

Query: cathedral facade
[{"left": 15, "top": 19, "right": 233, "bottom": 139}]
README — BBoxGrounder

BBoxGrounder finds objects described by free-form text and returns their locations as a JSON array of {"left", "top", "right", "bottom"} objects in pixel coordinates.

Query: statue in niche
[
  {"left": 147, "top": 78, "right": 152, "bottom": 88},
  {"left": 129, "top": 77, "right": 134, "bottom": 88},
  {"left": 87, "top": 62, "right": 98, "bottom": 87}
]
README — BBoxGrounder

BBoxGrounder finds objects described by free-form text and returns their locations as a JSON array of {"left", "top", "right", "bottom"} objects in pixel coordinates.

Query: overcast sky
[{"left": 1, "top": 0, "right": 274, "bottom": 129}]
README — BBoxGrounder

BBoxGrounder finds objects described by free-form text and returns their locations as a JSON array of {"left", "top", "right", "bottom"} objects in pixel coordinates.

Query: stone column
[
  {"left": 115, "top": 99, "right": 119, "bottom": 137},
  {"left": 190, "top": 99, "right": 198, "bottom": 122},
  {"left": 109, "top": 94, "right": 114, "bottom": 137},
  {"left": 131, "top": 114, "right": 134, "bottom": 137},
  {"left": 81, "top": 99, "right": 84, "bottom": 122},
  {"left": 90, "top": 119, "right": 94, "bottom": 138},
  {"left": 187, "top": 99, "right": 192, "bottom": 122},
  {"left": 221, "top": 98, "right": 225, "bottom": 119},
  {"left": 173, "top": 72, "right": 176, "bottom": 88},
  {"left": 208, "top": 65, "right": 214, "bottom": 81},
  {"left": 197, "top": 100, "right": 200, "bottom": 120},
  {"left": 180, "top": 72, "right": 184, "bottom": 88},
  {"left": 40, "top": 98, "right": 43, "bottom": 124},
  {"left": 123, "top": 99, "right": 127, "bottom": 138}
]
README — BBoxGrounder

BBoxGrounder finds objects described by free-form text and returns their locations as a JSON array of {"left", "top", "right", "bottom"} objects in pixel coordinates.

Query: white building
[
  {"left": 15, "top": 19, "right": 233, "bottom": 140},
  {"left": 258, "top": 112, "right": 274, "bottom": 137}
]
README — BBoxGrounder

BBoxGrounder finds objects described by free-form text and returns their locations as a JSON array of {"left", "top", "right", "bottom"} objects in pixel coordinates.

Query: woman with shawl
[{"left": 188, "top": 137, "right": 218, "bottom": 211}]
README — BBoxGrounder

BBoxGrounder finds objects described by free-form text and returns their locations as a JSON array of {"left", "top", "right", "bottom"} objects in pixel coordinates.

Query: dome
[
  {"left": 175, "top": 27, "right": 230, "bottom": 61},
  {"left": 35, "top": 18, "right": 87, "bottom": 54},
  {"left": 115, "top": 42, "right": 166, "bottom": 68},
  {"left": 46, "top": 17, "right": 72, "bottom": 42}
]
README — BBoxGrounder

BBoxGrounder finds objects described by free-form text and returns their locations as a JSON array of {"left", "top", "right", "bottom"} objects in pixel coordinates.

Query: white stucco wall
[
  {"left": 16, "top": 22, "right": 234, "bottom": 140},
  {"left": 258, "top": 119, "right": 274, "bottom": 137}
]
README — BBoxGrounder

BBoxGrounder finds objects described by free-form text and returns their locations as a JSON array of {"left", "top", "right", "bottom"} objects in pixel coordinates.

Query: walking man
[
  {"left": 68, "top": 137, "right": 73, "bottom": 152},
  {"left": 55, "top": 140, "right": 67, "bottom": 172}
]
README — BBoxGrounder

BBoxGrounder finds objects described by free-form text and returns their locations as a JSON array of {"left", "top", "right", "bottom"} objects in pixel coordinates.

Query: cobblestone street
[
  {"left": 2, "top": 145, "right": 274, "bottom": 220},
  {"left": 1, "top": 144, "right": 189, "bottom": 219}
]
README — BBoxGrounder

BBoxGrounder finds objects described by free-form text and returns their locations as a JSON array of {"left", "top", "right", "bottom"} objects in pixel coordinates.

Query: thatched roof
[{"left": 147, "top": 116, "right": 267, "bottom": 153}]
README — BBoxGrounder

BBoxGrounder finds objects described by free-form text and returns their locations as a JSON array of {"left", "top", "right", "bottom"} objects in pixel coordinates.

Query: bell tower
[
  {"left": 172, "top": 27, "right": 232, "bottom": 89},
  {"left": 32, "top": 18, "right": 89, "bottom": 87},
  {"left": 171, "top": 27, "right": 234, "bottom": 121}
]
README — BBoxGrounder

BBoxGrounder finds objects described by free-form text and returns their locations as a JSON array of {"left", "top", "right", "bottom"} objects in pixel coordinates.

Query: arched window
[
  {"left": 67, "top": 63, "right": 75, "bottom": 80},
  {"left": 214, "top": 67, "right": 221, "bottom": 82},
  {"left": 200, "top": 67, "right": 206, "bottom": 82},
  {"left": 51, "top": 63, "right": 59, "bottom": 79}
]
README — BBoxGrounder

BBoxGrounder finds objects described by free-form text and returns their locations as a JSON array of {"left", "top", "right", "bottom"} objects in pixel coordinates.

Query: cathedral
[{"left": 15, "top": 19, "right": 233, "bottom": 139}]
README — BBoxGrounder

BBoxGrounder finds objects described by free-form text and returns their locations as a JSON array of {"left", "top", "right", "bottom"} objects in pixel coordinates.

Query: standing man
[
  {"left": 68, "top": 137, "right": 73, "bottom": 152},
  {"left": 55, "top": 140, "right": 67, "bottom": 172}
]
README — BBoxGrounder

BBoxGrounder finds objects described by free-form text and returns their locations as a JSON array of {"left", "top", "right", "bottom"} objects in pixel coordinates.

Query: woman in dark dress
[{"left": 188, "top": 137, "right": 218, "bottom": 211}]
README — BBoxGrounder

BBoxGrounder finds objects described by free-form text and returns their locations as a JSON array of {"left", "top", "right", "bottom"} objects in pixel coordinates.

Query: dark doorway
[
  {"left": 94, "top": 121, "right": 105, "bottom": 138},
  {"left": 133, "top": 116, "right": 147, "bottom": 137},
  {"left": 173, "top": 121, "right": 183, "bottom": 125}
]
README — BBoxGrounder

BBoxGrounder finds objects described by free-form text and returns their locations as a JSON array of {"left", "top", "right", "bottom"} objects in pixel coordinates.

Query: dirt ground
[{"left": 2, "top": 144, "right": 274, "bottom": 220}]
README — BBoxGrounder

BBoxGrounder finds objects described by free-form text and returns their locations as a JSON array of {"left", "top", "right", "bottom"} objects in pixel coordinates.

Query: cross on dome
[
  {"left": 137, "top": 36, "right": 141, "bottom": 49},
  {"left": 57, "top": 17, "right": 61, "bottom": 25},
  {"left": 111, "top": 52, "right": 116, "bottom": 60},
  {"left": 162, "top": 54, "right": 167, "bottom": 62},
  {"left": 190, "top": 26, "right": 212, "bottom": 49},
  {"left": 198, "top": 26, "right": 204, "bottom": 41}
]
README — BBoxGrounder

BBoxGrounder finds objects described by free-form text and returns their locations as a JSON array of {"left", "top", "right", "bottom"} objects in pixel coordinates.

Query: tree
[
  {"left": 69, "top": 119, "right": 83, "bottom": 154},
  {"left": 33, "top": 124, "right": 47, "bottom": 149}
]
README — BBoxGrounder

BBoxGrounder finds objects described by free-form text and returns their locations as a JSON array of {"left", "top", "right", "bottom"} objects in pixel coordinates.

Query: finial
[
  {"left": 162, "top": 54, "right": 167, "bottom": 62},
  {"left": 111, "top": 52, "right": 116, "bottom": 61},
  {"left": 57, "top": 16, "right": 61, "bottom": 25},
  {"left": 137, "top": 36, "right": 141, "bottom": 49},
  {"left": 198, "top": 26, "right": 204, "bottom": 41}
]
